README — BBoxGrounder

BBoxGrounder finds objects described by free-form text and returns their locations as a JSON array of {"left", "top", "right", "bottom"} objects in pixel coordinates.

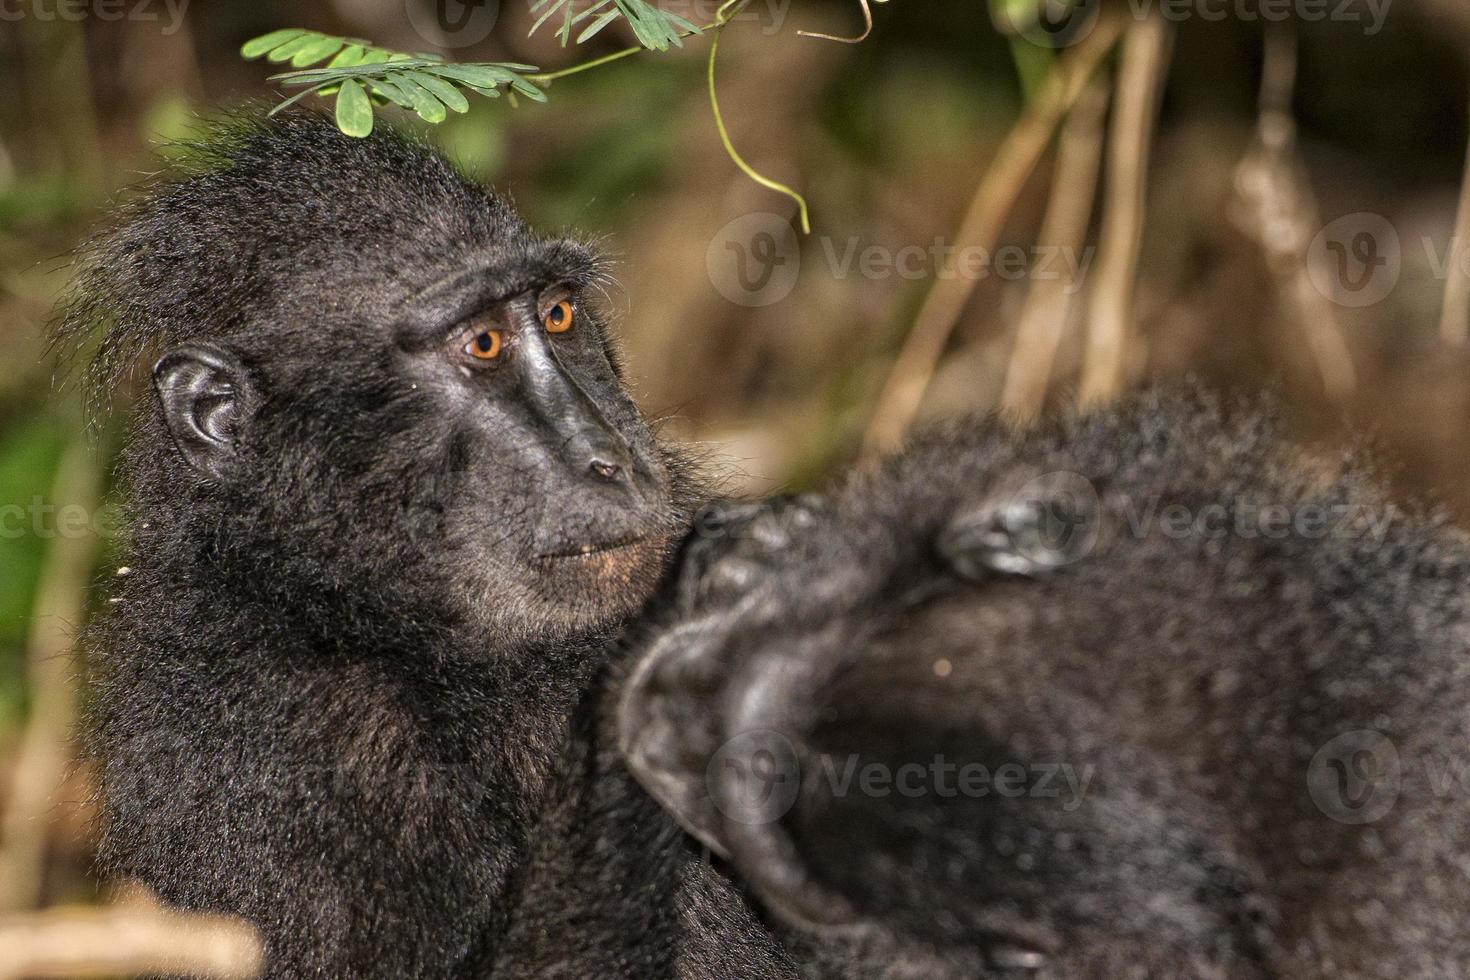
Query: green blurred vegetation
[{"left": 0, "top": 418, "right": 66, "bottom": 729}]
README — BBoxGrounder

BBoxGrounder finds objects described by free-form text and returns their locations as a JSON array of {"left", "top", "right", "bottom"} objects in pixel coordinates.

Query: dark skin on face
[
  {"left": 154, "top": 250, "right": 678, "bottom": 629},
  {"left": 399, "top": 262, "right": 662, "bottom": 546}
]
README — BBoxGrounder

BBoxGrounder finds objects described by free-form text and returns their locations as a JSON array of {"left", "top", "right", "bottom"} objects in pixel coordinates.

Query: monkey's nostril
[{"left": 589, "top": 458, "right": 622, "bottom": 481}]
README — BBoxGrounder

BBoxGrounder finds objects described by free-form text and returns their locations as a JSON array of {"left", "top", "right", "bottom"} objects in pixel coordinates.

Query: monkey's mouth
[{"left": 532, "top": 534, "right": 674, "bottom": 602}]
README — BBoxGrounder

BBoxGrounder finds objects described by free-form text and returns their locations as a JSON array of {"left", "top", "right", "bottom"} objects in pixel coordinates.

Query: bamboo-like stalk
[
  {"left": 0, "top": 897, "right": 261, "bottom": 979},
  {"left": 1230, "top": 22, "right": 1355, "bottom": 400},
  {"left": 0, "top": 444, "right": 101, "bottom": 912},
  {"left": 1079, "top": 14, "right": 1174, "bottom": 406},
  {"left": 860, "top": 13, "right": 1125, "bottom": 458},
  {"left": 1440, "top": 93, "right": 1470, "bottom": 346},
  {"left": 1000, "top": 75, "right": 1111, "bottom": 422}
]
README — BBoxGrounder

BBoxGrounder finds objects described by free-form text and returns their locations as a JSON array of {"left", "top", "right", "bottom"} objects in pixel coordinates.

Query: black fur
[
  {"left": 56, "top": 111, "right": 699, "bottom": 977},
  {"left": 488, "top": 665, "right": 801, "bottom": 978},
  {"left": 511, "top": 388, "right": 1470, "bottom": 978}
]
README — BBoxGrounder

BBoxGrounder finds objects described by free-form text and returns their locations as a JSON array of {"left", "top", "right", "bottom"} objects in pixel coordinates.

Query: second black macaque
[{"left": 500, "top": 389, "right": 1470, "bottom": 979}]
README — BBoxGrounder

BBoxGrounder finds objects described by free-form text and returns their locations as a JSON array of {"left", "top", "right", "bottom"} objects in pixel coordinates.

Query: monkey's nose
[{"left": 569, "top": 433, "right": 633, "bottom": 487}]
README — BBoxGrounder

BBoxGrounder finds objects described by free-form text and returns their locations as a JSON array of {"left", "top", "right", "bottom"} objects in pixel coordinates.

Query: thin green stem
[
  {"left": 526, "top": 44, "right": 643, "bottom": 84},
  {"left": 706, "top": 27, "right": 811, "bottom": 233}
]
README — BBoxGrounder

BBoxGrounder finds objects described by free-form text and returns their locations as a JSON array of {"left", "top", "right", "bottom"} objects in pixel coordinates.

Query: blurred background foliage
[{"left": 1, "top": 0, "right": 1470, "bottom": 928}]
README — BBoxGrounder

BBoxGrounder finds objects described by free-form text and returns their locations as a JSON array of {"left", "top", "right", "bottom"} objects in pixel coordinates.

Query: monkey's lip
[{"left": 535, "top": 534, "right": 666, "bottom": 561}]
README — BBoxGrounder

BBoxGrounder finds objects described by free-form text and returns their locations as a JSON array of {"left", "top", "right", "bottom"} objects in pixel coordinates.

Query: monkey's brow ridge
[{"left": 397, "top": 250, "right": 596, "bottom": 339}]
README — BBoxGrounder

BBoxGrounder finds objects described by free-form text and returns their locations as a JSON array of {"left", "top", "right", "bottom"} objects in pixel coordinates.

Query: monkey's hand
[{"left": 672, "top": 495, "right": 829, "bottom": 615}]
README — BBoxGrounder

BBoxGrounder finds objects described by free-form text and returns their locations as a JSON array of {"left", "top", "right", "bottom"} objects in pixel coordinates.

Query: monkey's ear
[{"left": 153, "top": 343, "right": 254, "bottom": 482}]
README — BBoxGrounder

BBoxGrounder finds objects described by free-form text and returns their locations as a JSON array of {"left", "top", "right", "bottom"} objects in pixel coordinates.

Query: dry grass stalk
[
  {"left": 1440, "top": 87, "right": 1470, "bottom": 345},
  {"left": 1228, "top": 23, "right": 1355, "bottom": 400},
  {"left": 0, "top": 443, "right": 101, "bottom": 912},
  {"left": 1079, "top": 14, "right": 1174, "bottom": 406},
  {"left": 860, "top": 12, "right": 1125, "bottom": 458},
  {"left": 1000, "top": 74, "right": 1111, "bottom": 422},
  {"left": 0, "top": 892, "right": 261, "bottom": 979}
]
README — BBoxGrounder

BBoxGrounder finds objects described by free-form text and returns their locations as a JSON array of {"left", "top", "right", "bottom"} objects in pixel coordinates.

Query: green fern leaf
[{"left": 335, "top": 80, "right": 374, "bottom": 137}]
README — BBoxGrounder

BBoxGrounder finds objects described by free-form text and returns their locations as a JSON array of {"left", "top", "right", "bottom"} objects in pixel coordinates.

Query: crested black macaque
[
  {"left": 499, "top": 390, "right": 1470, "bottom": 979},
  {"left": 57, "top": 111, "right": 701, "bottom": 977}
]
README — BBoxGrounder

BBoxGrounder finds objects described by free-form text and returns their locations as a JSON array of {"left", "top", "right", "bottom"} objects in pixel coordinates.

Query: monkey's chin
[{"left": 532, "top": 534, "right": 673, "bottom": 624}]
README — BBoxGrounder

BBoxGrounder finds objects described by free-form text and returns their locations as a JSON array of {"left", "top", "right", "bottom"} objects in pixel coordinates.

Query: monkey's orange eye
[
  {"left": 544, "top": 300, "right": 574, "bottom": 334},
  {"left": 465, "top": 329, "right": 503, "bottom": 360}
]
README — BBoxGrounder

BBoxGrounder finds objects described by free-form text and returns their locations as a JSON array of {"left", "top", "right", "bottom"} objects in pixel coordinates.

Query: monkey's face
[
  {"left": 382, "top": 240, "right": 685, "bottom": 639},
  {"left": 150, "top": 233, "right": 686, "bottom": 645}
]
